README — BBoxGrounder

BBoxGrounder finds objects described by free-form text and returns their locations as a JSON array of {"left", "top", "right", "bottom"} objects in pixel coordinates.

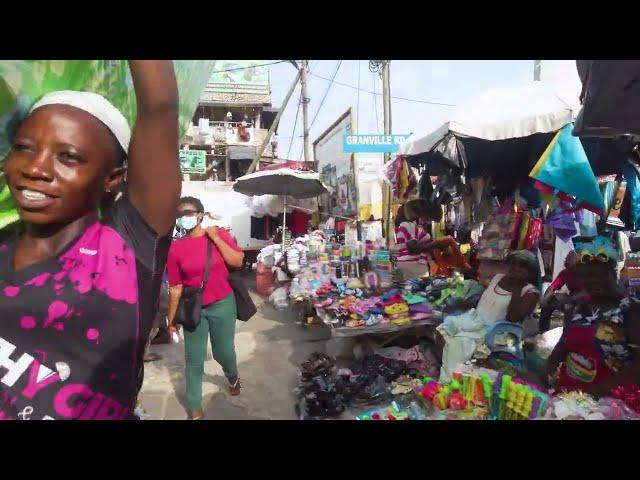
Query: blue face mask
[{"left": 177, "top": 215, "right": 198, "bottom": 231}]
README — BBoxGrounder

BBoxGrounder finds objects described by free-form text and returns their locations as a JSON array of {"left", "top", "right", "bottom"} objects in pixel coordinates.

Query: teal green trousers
[{"left": 184, "top": 293, "right": 238, "bottom": 411}]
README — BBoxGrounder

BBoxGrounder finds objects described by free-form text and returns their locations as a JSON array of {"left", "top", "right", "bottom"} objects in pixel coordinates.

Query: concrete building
[{"left": 181, "top": 61, "right": 281, "bottom": 182}]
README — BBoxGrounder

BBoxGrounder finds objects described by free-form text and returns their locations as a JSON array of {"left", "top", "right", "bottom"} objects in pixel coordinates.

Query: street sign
[
  {"left": 179, "top": 149, "right": 206, "bottom": 174},
  {"left": 343, "top": 134, "right": 411, "bottom": 153}
]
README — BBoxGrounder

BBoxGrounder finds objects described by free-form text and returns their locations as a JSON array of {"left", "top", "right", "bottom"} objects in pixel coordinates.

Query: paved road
[{"left": 138, "top": 273, "right": 353, "bottom": 420}]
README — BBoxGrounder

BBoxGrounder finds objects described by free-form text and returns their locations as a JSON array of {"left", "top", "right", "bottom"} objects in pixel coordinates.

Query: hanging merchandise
[
  {"left": 530, "top": 124, "right": 605, "bottom": 215},
  {"left": 290, "top": 210, "right": 309, "bottom": 236},
  {"left": 607, "top": 179, "right": 628, "bottom": 228},
  {"left": 418, "top": 172, "right": 435, "bottom": 202},
  {"left": 598, "top": 175, "right": 618, "bottom": 216},
  {"left": 623, "top": 160, "right": 640, "bottom": 231},
  {"left": 526, "top": 215, "right": 543, "bottom": 250},
  {"left": 546, "top": 209, "right": 578, "bottom": 243},
  {"left": 516, "top": 212, "right": 531, "bottom": 250},
  {"left": 578, "top": 209, "right": 598, "bottom": 237},
  {"left": 324, "top": 217, "right": 336, "bottom": 236},
  {"left": 384, "top": 156, "right": 417, "bottom": 202},
  {"left": 476, "top": 210, "right": 522, "bottom": 261}
]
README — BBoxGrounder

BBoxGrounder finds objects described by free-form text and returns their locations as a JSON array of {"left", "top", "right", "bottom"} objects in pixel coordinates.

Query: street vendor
[
  {"left": 539, "top": 250, "right": 585, "bottom": 333},
  {"left": 393, "top": 199, "right": 442, "bottom": 281},
  {"left": 436, "top": 250, "right": 541, "bottom": 382},
  {"left": 544, "top": 237, "right": 640, "bottom": 400}
]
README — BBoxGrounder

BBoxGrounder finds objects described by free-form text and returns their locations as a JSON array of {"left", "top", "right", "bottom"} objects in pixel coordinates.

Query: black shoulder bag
[
  {"left": 227, "top": 269, "right": 257, "bottom": 322},
  {"left": 175, "top": 241, "right": 212, "bottom": 332},
  {"left": 216, "top": 237, "right": 257, "bottom": 322}
]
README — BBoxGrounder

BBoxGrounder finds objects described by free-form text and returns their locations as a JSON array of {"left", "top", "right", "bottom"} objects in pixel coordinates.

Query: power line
[
  {"left": 287, "top": 92, "right": 302, "bottom": 160},
  {"left": 210, "top": 60, "right": 287, "bottom": 75},
  {"left": 310, "top": 60, "right": 342, "bottom": 128},
  {"left": 299, "top": 60, "right": 342, "bottom": 160},
  {"left": 310, "top": 71, "right": 456, "bottom": 107}
]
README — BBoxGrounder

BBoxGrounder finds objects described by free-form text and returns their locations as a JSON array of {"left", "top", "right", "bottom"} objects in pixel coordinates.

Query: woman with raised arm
[{"left": 0, "top": 60, "right": 181, "bottom": 420}]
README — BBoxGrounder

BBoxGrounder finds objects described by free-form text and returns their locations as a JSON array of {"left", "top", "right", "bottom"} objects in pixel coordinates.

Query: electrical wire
[
  {"left": 209, "top": 60, "right": 287, "bottom": 75},
  {"left": 310, "top": 60, "right": 342, "bottom": 128},
  {"left": 298, "top": 60, "right": 343, "bottom": 160},
  {"left": 287, "top": 92, "right": 302, "bottom": 160},
  {"left": 310, "top": 71, "right": 456, "bottom": 107}
]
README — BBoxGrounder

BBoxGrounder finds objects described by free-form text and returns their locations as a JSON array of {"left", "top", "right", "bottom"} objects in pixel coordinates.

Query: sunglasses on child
[{"left": 579, "top": 253, "right": 612, "bottom": 264}]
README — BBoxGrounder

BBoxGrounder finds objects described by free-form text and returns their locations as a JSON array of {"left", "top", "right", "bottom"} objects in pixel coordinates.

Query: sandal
[
  {"left": 188, "top": 410, "right": 204, "bottom": 420},
  {"left": 229, "top": 378, "right": 242, "bottom": 396}
]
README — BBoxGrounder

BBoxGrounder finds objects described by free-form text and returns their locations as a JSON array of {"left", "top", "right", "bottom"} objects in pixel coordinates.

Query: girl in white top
[{"left": 436, "top": 250, "right": 541, "bottom": 382}]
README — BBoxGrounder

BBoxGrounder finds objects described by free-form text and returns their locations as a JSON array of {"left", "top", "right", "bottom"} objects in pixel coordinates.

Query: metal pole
[
  {"left": 300, "top": 60, "right": 311, "bottom": 163},
  {"left": 246, "top": 69, "right": 302, "bottom": 174},
  {"left": 282, "top": 195, "right": 287, "bottom": 253},
  {"left": 382, "top": 60, "right": 393, "bottom": 249}
]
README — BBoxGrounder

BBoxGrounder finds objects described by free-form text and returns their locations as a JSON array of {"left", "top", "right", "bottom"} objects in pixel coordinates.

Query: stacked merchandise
[
  {"left": 373, "top": 250, "right": 393, "bottom": 289},
  {"left": 415, "top": 366, "right": 550, "bottom": 420},
  {"left": 620, "top": 252, "right": 640, "bottom": 295},
  {"left": 295, "top": 347, "right": 439, "bottom": 420}
]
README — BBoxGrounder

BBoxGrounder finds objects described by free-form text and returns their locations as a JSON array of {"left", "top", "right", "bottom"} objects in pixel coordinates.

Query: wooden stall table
[{"left": 326, "top": 313, "right": 443, "bottom": 348}]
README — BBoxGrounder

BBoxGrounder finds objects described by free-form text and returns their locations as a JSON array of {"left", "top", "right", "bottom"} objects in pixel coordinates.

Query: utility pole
[
  {"left": 300, "top": 60, "right": 311, "bottom": 163},
  {"left": 381, "top": 60, "right": 393, "bottom": 248},
  {"left": 246, "top": 69, "right": 302, "bottom": 174}
]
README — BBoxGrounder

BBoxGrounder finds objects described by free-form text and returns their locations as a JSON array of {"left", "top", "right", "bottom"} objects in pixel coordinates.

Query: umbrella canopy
[
  {"left": 233, "top": 168, "right": 329, "bottom": 199},
  {"left": 399, "top": 82, "right": 574, "bottom": 156}
]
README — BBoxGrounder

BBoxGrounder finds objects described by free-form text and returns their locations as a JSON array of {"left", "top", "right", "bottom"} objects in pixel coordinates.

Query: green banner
[
  {"left": 209, "top": 60, "right": 269, "bottom": 92},
  {"left": 180, "top": 149, "right": 206, "bottom": 174}
]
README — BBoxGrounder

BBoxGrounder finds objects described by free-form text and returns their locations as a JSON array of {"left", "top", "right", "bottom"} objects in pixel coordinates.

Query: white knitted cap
[{"left": 30, "top": 90, "right": 131, "bottom": 153}]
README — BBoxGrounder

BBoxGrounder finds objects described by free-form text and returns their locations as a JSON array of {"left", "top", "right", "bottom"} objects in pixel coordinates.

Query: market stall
[{"left": 290, "top": 79, "right": 640, "bottom": 421}]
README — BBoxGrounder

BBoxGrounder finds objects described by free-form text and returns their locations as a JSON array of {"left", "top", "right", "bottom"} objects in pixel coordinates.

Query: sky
[{"left": 268, "top": 60, "right": 535, "bottom": 161}]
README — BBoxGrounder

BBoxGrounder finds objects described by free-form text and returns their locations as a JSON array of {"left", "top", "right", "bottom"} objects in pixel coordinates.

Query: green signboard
[{"left": 179, "top": 149, "right": 207, "bottom": 174}]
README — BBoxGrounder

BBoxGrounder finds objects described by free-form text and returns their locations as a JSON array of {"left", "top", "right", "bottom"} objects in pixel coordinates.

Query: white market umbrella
[
  {"left": 398, "top": 82, "right": 575, "bottom": 156},
  {"left": 233, "top": 168, "right": 329, "bottom": 251}
]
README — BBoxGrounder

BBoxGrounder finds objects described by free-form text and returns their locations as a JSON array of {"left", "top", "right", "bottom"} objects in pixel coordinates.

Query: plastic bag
[
  {"left": 0, "top": 60, "right": 217, "bottom": 231},
  {"left": 597, "top": 397, "right": 640, "bottom": 420},
  {"left": 269, "top": 287, "right": 289, "bottom": 310}
]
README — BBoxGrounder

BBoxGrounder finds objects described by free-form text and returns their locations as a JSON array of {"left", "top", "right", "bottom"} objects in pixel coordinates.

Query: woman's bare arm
[{"left": 126, "top": 60, "right": 181, "bottom": 235}]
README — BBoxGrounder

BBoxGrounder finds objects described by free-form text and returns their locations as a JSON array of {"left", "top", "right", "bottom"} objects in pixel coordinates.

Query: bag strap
[{"left": 200, "top": 240, "right": 213, "bottom": 290}]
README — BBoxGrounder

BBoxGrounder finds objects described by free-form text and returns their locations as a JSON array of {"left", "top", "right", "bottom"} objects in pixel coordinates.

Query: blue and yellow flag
[{"left": 530, "top": 124, "right": 605, "bottom": 214}]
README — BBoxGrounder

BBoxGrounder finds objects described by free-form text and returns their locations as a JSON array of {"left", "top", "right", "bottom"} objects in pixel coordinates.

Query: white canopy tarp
[{"left": 398, "top": 82, "right": 575, "bottom": 156}]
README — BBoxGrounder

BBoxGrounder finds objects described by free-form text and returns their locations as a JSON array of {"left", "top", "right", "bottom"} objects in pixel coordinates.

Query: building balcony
[{"left": 183, "top": 121, "right": 275, "bottom": 157}]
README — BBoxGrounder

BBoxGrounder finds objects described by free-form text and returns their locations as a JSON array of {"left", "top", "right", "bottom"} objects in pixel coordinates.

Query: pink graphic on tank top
[
  {"left": 58, "top": 222, "right": 138, "bottom": 304},
  {"left": 20, "top": 316, "right": 37, "bottom": 330},
  {"left": 25, "top": 272, "right": 52, "bottom": 288},
  {"left": 3, "top": 286, "right": 20, "bottom": 297},
  {"left": 43, "top": 301, "right": 70, "bottom": 328}
]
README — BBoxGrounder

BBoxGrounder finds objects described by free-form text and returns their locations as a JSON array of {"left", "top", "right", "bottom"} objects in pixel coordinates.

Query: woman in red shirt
[{"left": 167, "top": 196, "right": 244, "bottom": 420}]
